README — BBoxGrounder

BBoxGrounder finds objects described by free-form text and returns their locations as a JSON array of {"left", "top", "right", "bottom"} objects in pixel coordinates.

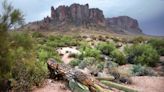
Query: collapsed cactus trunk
[
  {"left": 101, "top": 81, "right": 138, "bottom": 92},
  {"left": 47, "top": 59, "right": 112, "bottom": 92},
  {"left": 47, "top": 58, "right": 137, "bottom": 92}
]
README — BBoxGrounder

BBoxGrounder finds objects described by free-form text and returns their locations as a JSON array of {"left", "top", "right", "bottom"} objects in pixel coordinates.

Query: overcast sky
[{"left": 0, "top": 0, "right": 164, "bottom": 36}]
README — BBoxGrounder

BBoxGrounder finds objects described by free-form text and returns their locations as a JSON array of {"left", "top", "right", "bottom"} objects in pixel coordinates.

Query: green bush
[
  {"left": 148, "top": 38, "right": 164, "bottom": 56},
  {"left": 12, "top": 59, "right": 48, "bottom": 91},
  {"left": 132, "top": 64, "right": 156, "bottom": 76},
  {"left": 110, "top": 50, "right": 126, "bottom": 65},
  {"left": 78, "top": 57, "right": 96, "bottom": 69},
  {"left": 79, "top": 41, "right": 100, "bottom": 59},
  {"left": 32, "top": 31, "right": 44, "bottom": 38},
  {"left": 104, "top": 60, "right": 118, "bottom": 69},
  {"left": 69, "top": 59, "right": 81, "bottom": 67},
  {"left": 111, "top": 37, "right": 121, "bottom": 42},
  {"left": 96, "top": 62, "right": 104, "bottom": 71},
  {"left": 0, "top": 1, "right": 48, "bottom": 91},
  {"left": 0, "top": 31, "right": 11, "bottom": 81},
  {"left": 130, "top": 36, "right": 146, "bottom": 44},
  {"left": 124, "top": 44, "right": 159, "bottom": 66},
  {"left": 9, "top": 32, "right": 34, "bottom": 50},
  {"left": 38, "top": 49, "right": 49, "bottom": 62},
  {"left": 85, "top": 47, "right": 100, "bottom": 58},
  {"left": 1, "top": 31, "right": 48, "bottom": 91},
  {"left": 8, "top": 32, "right": 48, "bottom": 91},
  {"left": 37, "top": 48, "right": 61, "bottom": 63},
  {"left": 97, "top": 42, "right": 116, "bottom": 55},
  {"left": 46, "top": 35, "right": 79, "bottom": 47}
]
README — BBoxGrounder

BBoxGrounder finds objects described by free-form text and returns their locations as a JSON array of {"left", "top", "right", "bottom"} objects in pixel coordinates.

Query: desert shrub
[
  {"left": 37, "top": 49, "right": 49, "bottom": 62},
  {"left": 79, "top": 42, "right": 100, "bottom": 59},
  {"left": 148, "top": 38, "right": 164, "bottom": 56},
  {"left": 98, "top": 35, "right": 106, "bottom": 41},
  {"left": 9, "top": 32, "right": 34, "bottom": 50},
  {"left": 37, "top": 48, "right": 61, "bottom": 63},
  {"left": 96, "top": 62, "right": 104, "bottom": 71},
  {"left": 8, "top": 32, "right": 48, "bottom": 90},
  {"left": 79, "top": 41, "right": 90, "bottom": 50},
  {"left": 110, "top": 50, "right": 126, "bottom": 65},
  {"left": 78, "top": 57, "right": 96, "bottom": 69},
  {"left": 130, "top": 36, "right": 146, "bottom": 44},
  {"left": 132, "top": 64, "right": 156, "bottom": 76},
  {"left": 104, "top": 60, "right": 118, "bottom": 69},
  {"left": 124, "top": 44, "right": 159, "bottom": 66},
  {"left": 32, "top": 31, "right": 44, "bottom": 38},
  {"left": 79, "top": 47, "right": 101, "bottom": 59},
  {"left": 0, "top": 32, "right": 11, "bottom": 87},
  {"left": 69, "top": 59, "right": 81, "bottom": 67},
  {"left": 12, "top": 59, "right": 48, "bottom": 91},
  {"left": 108, "top": 67, "right": 132, "bottom": 84},
  {"left": 97, "top": 42, "right": 116, "bottom": 55},
  {"left": 111, "top": 37, "right": 121, "bottom": 42},
  {"left": 0, "top": 1, "right": 48, "bottom": 91},
  {"left": 121, "top": 38, "right": 128, "bottom": 43},
  {"left": 47, "top": 35, "right": 79, "bottom": 47}
]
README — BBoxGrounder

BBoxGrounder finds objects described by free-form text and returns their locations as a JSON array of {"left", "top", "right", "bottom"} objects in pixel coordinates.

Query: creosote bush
[
  {"left": 124, "top": 44, "right": 159, "bottom": 66},
  {"left": 97, "top": 42, "right": 116, "bottom": 55},
  {"left": 8, "top": 32, "right": 48, "bottom": 91},
  {"left": 148, "top": 38, "right": 164, "bottom": 56},
  {"left": 69, "top": 59, "right": 81, "bottom": 67},
  {"left": 79, "top": 43, "right": 101, "bottom": 59},
  {"left": 46, "top": 35, "right": 79, "bottom": 47},
  {"left": 78, "top": 57, "right": 96, "bottom": 69},
  {"left": 110, "top": 50, "right": 126, "bottom": 65},
  {"left": 132, "top": 64, "right": 156, "bottom": 76},
  {"left": 130, "top": 36, "right": 146, "bottom": 44},
  {"left": 32, "top": 31, "right": 44, "bottom": 38}
]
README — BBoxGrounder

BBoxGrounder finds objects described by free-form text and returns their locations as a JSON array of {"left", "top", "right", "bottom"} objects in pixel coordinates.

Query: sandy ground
[
  {"left": 32, "top": 79, "right": 71, "bottom": 92},
  {"left": 57, "top": 47, "right": 80, "bottom": 64},
  {"left": 127, "top": 76, "right": 164, "bottom": 92},
  {"left": 33, "top": 77, "right": 164, "bottom": 92},
  {"left": 34, "top": 48, "right": 164, "bottom": 92}
]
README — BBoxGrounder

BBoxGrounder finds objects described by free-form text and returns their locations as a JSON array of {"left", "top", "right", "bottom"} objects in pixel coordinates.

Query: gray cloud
[{"left": 0, "top": 0, "right": 164, "bottom": 36}]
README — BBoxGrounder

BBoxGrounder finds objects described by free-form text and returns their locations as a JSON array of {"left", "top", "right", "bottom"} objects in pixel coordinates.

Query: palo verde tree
[{"left": 0, "top": 0, "right": 24, "bottom": 88}]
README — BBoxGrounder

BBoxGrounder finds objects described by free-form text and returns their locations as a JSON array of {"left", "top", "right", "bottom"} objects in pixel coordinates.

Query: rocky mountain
[
  {"left": 106, "top": 16, "right": 142, "bottom": 34},
  {"left": 26, "top": 3, "right": 143, "bottom": 34},
  {"left": 50, "top": 4, "right": 105, "bottom": 26}
]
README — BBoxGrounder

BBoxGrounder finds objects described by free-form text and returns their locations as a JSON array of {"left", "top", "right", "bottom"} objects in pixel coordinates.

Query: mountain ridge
[{"left": 25, "top": 3, "right": 143, "bottom": 35}]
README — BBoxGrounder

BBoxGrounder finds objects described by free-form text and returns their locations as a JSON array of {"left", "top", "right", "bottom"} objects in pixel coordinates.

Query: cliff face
[
  {"left": 28, "top": 3, "right": 142, "bottom": 34},
  {"left": 106, "top": 16, "right": 142, "bottom": 34},
  {"left": 50, "top": 4, "right": 105, "bottom": 26}
]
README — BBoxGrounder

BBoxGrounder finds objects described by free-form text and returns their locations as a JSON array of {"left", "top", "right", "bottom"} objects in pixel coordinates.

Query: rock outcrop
[
  {"left": 50, "top": 3, "right": 105, "bottom": 26},
  {"left": 106, "top": 16, "right": 142, "bottom": 34},
  {"left": 26, "top": 4, "right": 142, "bottom": 34}
]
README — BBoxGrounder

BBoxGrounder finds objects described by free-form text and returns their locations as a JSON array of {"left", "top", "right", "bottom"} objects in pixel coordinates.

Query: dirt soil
[
  {"left": 57, "top": 47, "right": 80, "bottom": 64},
  {"left": 32, "top": 79, "right": 71, "bottom": 92},
  {"left": 127, "top": 76, "right": 164, "bottom": 92}
]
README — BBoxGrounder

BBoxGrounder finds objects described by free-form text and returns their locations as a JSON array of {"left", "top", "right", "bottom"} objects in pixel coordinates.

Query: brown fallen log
[
  {"left": 47, "top": 58, "right": 120, "bottom": 92},
  {"left": 47, "top": 59, "right": 102, "bottom": 91}
]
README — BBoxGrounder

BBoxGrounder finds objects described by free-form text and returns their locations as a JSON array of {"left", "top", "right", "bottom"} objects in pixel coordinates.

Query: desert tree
[
  {"left": 0, "top": 0, "right": 24, "bottom": 91},
  {"left": 0, "top": 0, "right": 24, "bottom": 30}
]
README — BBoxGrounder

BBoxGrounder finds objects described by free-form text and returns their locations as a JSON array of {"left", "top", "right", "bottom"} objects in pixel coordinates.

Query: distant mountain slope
[
  {"left": 25, "top": 3, "right": 143, "bottom": 35},
  {"left": 106, "top": 16, "right": 142, "bottom": 34}
]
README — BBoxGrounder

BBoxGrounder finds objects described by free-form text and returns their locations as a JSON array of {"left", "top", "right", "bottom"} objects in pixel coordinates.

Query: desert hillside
[
  {"left": 0, "top": 1, "right": 164, "bottom": 92},
  {"left": 24, "top": 3, "right": 142, "bottom": 35}
]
